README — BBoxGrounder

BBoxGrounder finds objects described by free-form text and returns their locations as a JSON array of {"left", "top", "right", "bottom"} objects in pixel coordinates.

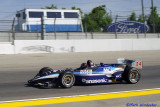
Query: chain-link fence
[
  {"left": 0, "top": 32, "right": 159, "bottom": 42},
  {"left": 0, "top": 18, "right": 159, "bottom": 42},
  {"left": 0, "top": 20, "right": 15, "bottom": 32}
]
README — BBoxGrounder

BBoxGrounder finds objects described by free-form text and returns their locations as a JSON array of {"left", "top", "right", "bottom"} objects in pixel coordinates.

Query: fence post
[
  {"left": 67, "top": 32, "right": 69, "bottom": 39},
  {"left": 91, "top": 32, "right": 93, "bottom": 39},
  {"left": 114, "top": 15, "right": 118, "bottom": 39},
  {"left": 85, "top": 20, "right": 87, "bottom": 32},
  {"left": 137, "top": 32, "right": 139, "bottom": 39},
  {"left": 85, "top": 32, "right": 87, "bottom": 39},
  {"left": 41, "top": 16, "right": 45, "bottom": 40},
  {"left": 11, "top": 18, "right": 15, "bottom": 44},
  {"left": 144, "top": 22, "right": 146, "bottom": 38},
  {"left": 37, "top": 23, "right": 39, "bottom": 40},
  {"left": 85, "top": 16, "right": 87, "bottom": 39},
  {"left": 54, "top": 13, "right": 57, "bottom": 40}
]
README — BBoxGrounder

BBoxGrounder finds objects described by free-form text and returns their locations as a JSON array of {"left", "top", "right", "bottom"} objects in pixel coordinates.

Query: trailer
[{"left": 16, "top": 9, "right": 83, "bottom": 32}]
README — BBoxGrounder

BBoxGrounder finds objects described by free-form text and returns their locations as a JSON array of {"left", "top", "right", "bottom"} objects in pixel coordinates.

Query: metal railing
[
  {"left": 0, "top": 32, "right": 159, "bottom": 42},
  {"left": 0, "top": 19, "right": 160, "bottom": 43}
]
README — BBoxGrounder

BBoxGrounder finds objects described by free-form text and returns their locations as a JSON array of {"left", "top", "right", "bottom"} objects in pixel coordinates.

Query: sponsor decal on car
[
  {"left": 82, "top": 78, "right": 107, "bottom": 84},
  {"left": 116, "top": 74, "right": 122, "bottom": 78},
  {"left": 103, "top": 67, "right": 112, "bottom": 72},
  {"left": 80, "top": 70, "right": 92, "bottom": 74}
]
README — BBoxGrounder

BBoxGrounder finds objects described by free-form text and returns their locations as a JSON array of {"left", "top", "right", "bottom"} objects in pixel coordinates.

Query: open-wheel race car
[{"left": 28, "top": 58, "right": 142, "bottom": 88}]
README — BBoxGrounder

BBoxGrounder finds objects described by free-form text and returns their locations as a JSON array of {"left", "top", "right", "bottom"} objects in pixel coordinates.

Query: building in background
[{"left": 16, "top": 9, "right": 83, "bottom": 32}]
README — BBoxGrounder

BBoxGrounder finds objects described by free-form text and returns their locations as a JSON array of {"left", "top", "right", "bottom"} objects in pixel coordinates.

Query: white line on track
[{"left": 0, "top": 88, "right": 160, "bottom": 103}]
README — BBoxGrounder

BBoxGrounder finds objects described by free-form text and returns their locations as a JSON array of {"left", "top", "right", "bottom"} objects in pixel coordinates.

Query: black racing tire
[
  {"left": 123, "top": 67, "right": 141, "bottom": 84},
  {"left": 58, "top": 71, "right": 75, "bottom": 88},
  {"left": 39, "top": 67, "right": 53, "bottom": 76}
]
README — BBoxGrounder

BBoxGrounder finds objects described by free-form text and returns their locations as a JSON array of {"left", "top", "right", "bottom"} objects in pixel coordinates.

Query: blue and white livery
[
  {"left": 28, "top": 59, "right": 142, "bottom": 88},
  {"left": 16, "top": 9, "right": 83, "bottom": 32}
]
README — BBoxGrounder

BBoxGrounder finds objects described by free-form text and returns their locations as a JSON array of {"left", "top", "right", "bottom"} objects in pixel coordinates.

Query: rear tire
[
  {"left": 123, "top": 67, "right": 141, "bottom": 84},
  {"left": 58, "top": 71, "right": 75, "bottom": 88}
]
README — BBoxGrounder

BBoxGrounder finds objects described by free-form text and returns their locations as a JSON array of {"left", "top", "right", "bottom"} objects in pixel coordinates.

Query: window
[
  {"left": 64, "top": 12, "right": 79, "bottom": 18},
  {"left": 16, "top": 13, "right": 21, "bottom": 17},
  {"left": 23, "top": 12, "right": 26, "bottom": 19},
  {"left": 47, "top": 12, "right": 61, "bottom": 18},
  {"left": 29, "top": 12, "right": 43, "bottom": 18}
]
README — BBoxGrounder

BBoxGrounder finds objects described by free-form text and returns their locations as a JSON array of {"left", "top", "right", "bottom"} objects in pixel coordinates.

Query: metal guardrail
[
  {"left": 0, "top": 19, "right": 160, "bottom": 43},
  {"left": 0, "top": 32, "right": 159, "bottom": 42}
]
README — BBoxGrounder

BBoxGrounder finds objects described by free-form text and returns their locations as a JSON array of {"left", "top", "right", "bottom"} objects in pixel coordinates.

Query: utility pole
[
  {"left": 110, "top": 10, "right": 112, "bottom": 18},
  {"left": 106, "top": 8, "right": 112, "bottom": 18},
  {"left": 141, "top": 0, "right": 146, "bottom": 37},
  {"left": 151, "top": 0, "right": 155, "bottom": 33}
]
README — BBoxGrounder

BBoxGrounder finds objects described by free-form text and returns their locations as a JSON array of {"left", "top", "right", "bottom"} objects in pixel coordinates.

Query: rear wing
[{"left": 117, "top": 58, "right": 143, "bottom": 69}]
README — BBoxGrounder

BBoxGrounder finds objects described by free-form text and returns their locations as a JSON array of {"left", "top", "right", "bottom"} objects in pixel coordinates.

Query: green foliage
[
  {"left": 83, "top": 14, "right": 100, "bottom": 32},
  {"left": 127, "top": 12, "right": 137, "bottom": 21},
  {"left": 138, "top": 15, "right": 144, "bottom": 23},
  {"left": 83, "top": 5, "right": 112, "bottom": 32},
  {"left": 147, "top": 7, "right": 160, "bottom": 33},
  {"left": 71, "top": 6, "right": 83, "bottom": 15},
  {"left": 62, "top": 8, "right": 66, "bottom": 10},
  {"left": 41, "top": 4, "right": 58, "bottom": 9}
]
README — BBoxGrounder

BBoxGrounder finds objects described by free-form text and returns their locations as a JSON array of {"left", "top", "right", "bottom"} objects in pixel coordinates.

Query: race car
[{"left": 28, "top": 58, "right": 142, "bottom": 88}]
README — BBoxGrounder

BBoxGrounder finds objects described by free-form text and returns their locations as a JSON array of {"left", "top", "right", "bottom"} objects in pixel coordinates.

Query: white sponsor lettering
[
  {"left": 116, "top": 74, "right": 122, "bottom": 78},
  {"left": 117, "top": 23, "right": 141, "bottom": 33},
  {"left": 82, "top": 78, "right": 107, "bottom": 84},
  {"left": 80, "top": 70, "right": 92, "bottom": 74},
  {"left": 103, "top": 67, "right": 112, "bottom": 72}
]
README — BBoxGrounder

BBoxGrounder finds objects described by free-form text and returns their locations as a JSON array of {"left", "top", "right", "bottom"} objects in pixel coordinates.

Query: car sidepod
[{"left": 74, "top": 64, "right": 125, "bottom": 84}]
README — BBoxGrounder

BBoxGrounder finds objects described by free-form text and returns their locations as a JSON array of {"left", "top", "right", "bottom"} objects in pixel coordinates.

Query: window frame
[
  {"left": 29, "top": 11, "right": 44, "bottom": 18},
  {"left": 64, "top": 12, "right": 79, "bottom": 18},
  {"left": 47, "top": 12, "right": 61, "bottom": 18}
]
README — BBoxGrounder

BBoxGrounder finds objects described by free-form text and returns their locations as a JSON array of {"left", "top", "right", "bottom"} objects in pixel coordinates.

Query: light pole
[
  {"left": 151, "top": 0, "right": 155, "bottom": 33},
  {"left": 141, "top": 0, "right": 146, "bottom": 37},
  {"left": 106, "top": 8, "right": 112, "bottom": 18}
]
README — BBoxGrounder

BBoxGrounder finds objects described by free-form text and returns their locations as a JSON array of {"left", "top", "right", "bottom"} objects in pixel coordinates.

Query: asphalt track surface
[{"left": 0, "top": 50, "right": 160, "bottom": 106}]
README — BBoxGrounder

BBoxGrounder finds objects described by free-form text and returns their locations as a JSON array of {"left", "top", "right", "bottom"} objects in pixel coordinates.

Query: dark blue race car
[{"left": 28, "top": 59, "right": 142, "bottom": 88}]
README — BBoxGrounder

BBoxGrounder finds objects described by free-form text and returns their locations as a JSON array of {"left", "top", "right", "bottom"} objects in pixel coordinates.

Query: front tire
[
  {"left": 58, "top": 71, "right": 75, "bottom": 88},
  {"left": 123, "top": 67, "right": 141, "bottom": 84}
]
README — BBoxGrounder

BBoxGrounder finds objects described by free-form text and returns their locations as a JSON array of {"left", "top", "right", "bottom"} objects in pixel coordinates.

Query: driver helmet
[{"left": 87, "top": 60, "right": 95, "bottom": 67}]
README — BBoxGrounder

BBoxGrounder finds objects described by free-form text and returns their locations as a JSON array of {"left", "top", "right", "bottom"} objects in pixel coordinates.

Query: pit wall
[{"left": 0, "top": 38, "right": 160, "bottom": 54}]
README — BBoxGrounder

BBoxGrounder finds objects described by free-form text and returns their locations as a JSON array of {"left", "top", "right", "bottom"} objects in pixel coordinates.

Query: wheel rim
[
  {"left": 129, "top": 70, "right": 140, "bottom": 83},
  {"left": 62, "top": 74, "right": 74, "bottom": 86}
]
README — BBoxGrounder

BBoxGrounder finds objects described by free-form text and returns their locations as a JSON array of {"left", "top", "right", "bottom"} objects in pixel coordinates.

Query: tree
[
  {"left": 83, "top": 14, "right": 100, "bottom": 32},
  {"left": 71, "top": 6, "right": 83, "bottom": 15},
  {"left": 127, "top": 12, "right": 137, "bottom": 21},
  {"left": 41, "top": 4, "right": 58, "bottom": 9},
  {"left": 83, "top": 5, "right": 112, "bottom": 32},
  {"left": 62, "top": 8, "right": 66, "bottom": 10},
  {"left": 137, "top": 15, "right": 144, "bottom": 23},
  {"left": 147, "top": 7, "right": 160, "bottom": 33}
]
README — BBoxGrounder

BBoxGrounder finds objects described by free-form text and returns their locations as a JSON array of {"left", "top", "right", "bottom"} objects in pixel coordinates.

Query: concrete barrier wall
[
  {"left": 13, "top": 38, "right": 160, "bottom": 54},
  {"left": 0, "top": 39, "right": 160, "bottom": 54},
  {"left": 0, "top": 42, "right": 14, "bottom": 54}
]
